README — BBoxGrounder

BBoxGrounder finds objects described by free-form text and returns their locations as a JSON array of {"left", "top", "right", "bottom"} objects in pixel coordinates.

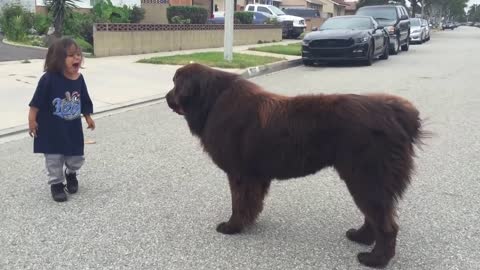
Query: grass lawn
[
  {"left": 248, "top": 43, "right": 302, "bottom": 56},
  {"left": 137, "top": 52, "right": 286, "bottom": 69}
]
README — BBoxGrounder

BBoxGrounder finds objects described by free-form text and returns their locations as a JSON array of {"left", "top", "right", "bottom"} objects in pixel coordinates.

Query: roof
[{"left": 331, "top": 0, "right": 349, "bottom": 7}]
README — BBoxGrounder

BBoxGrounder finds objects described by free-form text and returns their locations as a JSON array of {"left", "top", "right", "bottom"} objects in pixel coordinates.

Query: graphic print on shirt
[{"left": 52, "top": 91, "right": 81, "bottom": 120}]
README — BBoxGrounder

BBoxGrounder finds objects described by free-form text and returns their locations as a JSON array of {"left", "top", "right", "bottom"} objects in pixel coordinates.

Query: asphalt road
[
  {"left": 0, "top": 34, "right": 46, "bottom": 62},
  {"left": 1, "top": 27, "right": 479, "bottom": 269}
]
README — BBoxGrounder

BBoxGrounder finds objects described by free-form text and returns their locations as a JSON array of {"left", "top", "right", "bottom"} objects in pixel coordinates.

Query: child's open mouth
[{"left": 73, "top": 63, "right": 80, "bottom": 69}]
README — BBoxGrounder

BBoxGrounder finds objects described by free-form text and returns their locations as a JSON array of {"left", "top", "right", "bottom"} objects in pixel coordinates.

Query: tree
[
  {"left": 47, "top": 0, "right": 79, "bottom": 38},
  {"left": 468, "top": 4, "right": 480, "bottom": 22},
  {"left": 420, "top": 0, "right": 468, "bottom": 20}
]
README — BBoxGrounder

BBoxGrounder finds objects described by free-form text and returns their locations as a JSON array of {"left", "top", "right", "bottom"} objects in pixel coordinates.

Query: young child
[{"left": 28, "top": 37, "right": 95, "bottom": 202}]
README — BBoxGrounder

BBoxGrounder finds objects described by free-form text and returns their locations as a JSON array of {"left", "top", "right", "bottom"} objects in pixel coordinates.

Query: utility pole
[{"left": 224, "top": 0, "right": 234, "bottom": 61}]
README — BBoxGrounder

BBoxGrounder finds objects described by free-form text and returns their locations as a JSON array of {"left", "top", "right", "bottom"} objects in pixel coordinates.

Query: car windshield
[
  {"left": 410, "top": 19, "right": 421, "bottom": 26},
  {"left": 356, "top": 7, "right": 397, "bottom": 21},
  {"left": 269, "top": 5, "right": 286, "bottom": 16},
  {"left": 320, "top": 17, "right": 373, "bottom": 30}
]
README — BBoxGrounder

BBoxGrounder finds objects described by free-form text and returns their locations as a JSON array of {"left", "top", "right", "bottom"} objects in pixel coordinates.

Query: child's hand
[
  {"left": 29, "top": 120, "right": 38, "bottom": 137},
  {"left": 85, "top": 115, "right": 95, "bottom": 130}
]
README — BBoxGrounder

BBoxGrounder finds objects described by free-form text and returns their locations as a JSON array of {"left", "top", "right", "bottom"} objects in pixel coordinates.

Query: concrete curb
[
  {"left": 2, "top": 38, "right": 93, "bottom": 56},
  {"left": 2, "top": 38, "right": 48, "bottom": 51},
  {"left": 0, "top": 57, "right": 301, "bottom": 140},
  {"left": 240, "top": 58, "right": 302, "bottom": 79}
]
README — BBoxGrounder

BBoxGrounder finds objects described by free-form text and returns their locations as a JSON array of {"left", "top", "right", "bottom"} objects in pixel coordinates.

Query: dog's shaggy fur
[{"left": 166, "top": 63, "right": 427, "bottom": 268}]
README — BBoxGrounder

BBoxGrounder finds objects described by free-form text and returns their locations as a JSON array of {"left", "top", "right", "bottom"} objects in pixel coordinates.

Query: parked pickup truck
[{"left": 244, "top": 4, "right": 306, "bottom": 38}]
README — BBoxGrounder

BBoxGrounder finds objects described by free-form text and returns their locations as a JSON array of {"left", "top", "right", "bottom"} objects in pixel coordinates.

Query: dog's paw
[
  {"left": 346, "top": 228, "right": 375, "bottom": 245},
  {"left": 216, "top": 222, "right": 242, "bottom": 235},
  {"left": 357, "top": 252, "right": 389, "bottom": 268}
]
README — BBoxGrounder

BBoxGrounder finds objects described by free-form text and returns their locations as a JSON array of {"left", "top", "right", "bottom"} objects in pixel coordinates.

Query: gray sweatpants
[{"left": 44, "top": 154, "right": 85, "bottom": 185}]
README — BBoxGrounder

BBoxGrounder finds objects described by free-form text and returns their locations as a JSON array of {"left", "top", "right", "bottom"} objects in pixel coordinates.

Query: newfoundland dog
[{"left": 166, "top": 63, "right": 427, "bottom": 268}]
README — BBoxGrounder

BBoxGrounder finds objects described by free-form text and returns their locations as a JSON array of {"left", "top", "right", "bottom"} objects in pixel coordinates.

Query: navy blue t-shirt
[{"left": 29, "top": 72, "right": 93, "bottom": 156}]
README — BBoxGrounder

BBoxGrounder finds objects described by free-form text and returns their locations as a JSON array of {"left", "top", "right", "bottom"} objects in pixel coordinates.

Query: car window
[
  {"left": 320, "top": 17, "right": 373, "bottom": 30},
  {"left": 410, "top": 19, "right": 421, "bottom": 26},
  {"left": 258, "top": 6, "right": 272, "bottom": 14},
  {"left": 248, "top": 6, "right": 255, "bottom": 11},
  {"left": 283, "top": 9, "right": 319, "bottom": 18},
  {"left": 356, "top": 7, "right": 397, "bottom": 21},
  {"left": 255, "top": 12, "right": 267, "bottom": 19}
]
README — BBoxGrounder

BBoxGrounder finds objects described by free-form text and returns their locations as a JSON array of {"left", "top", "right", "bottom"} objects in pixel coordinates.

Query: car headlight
[
  {"left": 302, "top": 39, "right": 312, "bottom": 46},
  {"left": 355, "top": 36, "right": 368, "bottom": 43}
]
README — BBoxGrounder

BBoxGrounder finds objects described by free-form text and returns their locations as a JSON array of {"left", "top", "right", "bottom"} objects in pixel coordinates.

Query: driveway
[{"left": 0, "top": 34, "right": 46, "bottom": 62}]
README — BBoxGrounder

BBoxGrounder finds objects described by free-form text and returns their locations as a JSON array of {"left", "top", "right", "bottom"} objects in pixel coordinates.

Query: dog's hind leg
[
  {"left": 346, "top": 217, "right": 375, "bottom": 246},
  {"left": 216, "top": 175, "right": 271, "bottom": 235},
  {"left": 346, "top": 179, "right": 399, "bottom": 268}
]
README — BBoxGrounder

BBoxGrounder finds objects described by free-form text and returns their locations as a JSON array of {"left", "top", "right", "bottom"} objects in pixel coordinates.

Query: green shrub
[
  {"left": 0, "top": 4, "right": 34, "bottom": 41},
  {"left": 265, "top": 17, "right": 279, "bottom": 25},
  {"left": 234, "top": 11, "right": 253, "bottom": 24},
  {"left": 74, "top": 37, "right": 93, "bottom": 53},
  {"left": 129, "top": 5, "right": 145, "bottom": 23},
  {"left": 64, "top": 12, "right": 95, "bottom": 44},
  {"left": 93, "top": 0, "right": 134, "bottom": 23},
  {"left": 171, "top": 15, "right": 191, "bottom": 24},
  {"left": 33, "top": 14, "right": 51, "bottom": 35},
  {"left": 167, "top": 6, "right": 208, "bottom": 24}
]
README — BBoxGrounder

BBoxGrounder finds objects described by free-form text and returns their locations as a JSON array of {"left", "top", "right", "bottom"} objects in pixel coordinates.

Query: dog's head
[{"left": 166, "top": 63, "right": 238, "bottom": 135}]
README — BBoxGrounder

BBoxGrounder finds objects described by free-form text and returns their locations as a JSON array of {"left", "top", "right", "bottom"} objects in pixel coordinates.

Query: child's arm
[
  {"left": 28, "top": 106, "right": 39, "bottom": 137},
  {"left": 84, "top": 114, "right": 95, "bottom": 130}
]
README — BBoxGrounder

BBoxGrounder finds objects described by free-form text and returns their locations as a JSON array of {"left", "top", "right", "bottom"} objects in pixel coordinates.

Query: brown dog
[{"left": 166, "top": 63, "right": 427, "bottom": 268}]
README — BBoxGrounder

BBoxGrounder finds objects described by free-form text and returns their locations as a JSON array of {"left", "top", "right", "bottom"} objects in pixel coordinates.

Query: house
[{"left": 343, "top": 0, "right": 356, "bottom": 15}]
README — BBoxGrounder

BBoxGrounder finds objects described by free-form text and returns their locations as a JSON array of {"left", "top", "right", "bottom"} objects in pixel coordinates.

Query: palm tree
[{"left": 47, "top": 0, "right": 78, "bottom": 38}]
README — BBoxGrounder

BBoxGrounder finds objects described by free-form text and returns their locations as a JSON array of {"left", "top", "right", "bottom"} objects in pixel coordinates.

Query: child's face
[{"left": 64, "top": 45, "right": 82, "bottom": 76}]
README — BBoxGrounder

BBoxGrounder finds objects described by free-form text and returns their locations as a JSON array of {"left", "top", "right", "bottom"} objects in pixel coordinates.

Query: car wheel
[
  {"left": 401, "top": 36, "right": 409, "bottom": 51},
  {"left": 380, "top": 39, "right": 389, "bottom": 60},
  {"left": 390, "top": 36, "right": 400, "bottom": 55},
  {"left": 364, "top": 42, "right": 374, "bottom": 66},
  {"left": 303, "top": 59, "right": 314, "bottom": 66}
]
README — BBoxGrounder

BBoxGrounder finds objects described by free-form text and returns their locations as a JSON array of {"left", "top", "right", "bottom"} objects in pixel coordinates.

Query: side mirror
[
  {"left": 376, "top": 26, "right": 384, "bottom": 30},
  {"left": 312, "top": 27, "right": 318, "bottom": 31},
  {"left": 400, "top": 15, "right": 408, "bottom": 20}
]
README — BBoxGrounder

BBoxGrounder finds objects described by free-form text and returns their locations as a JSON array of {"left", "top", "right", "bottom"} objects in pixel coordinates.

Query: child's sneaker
[
  {"left": 65, "top": 169, "right": 78, "bottom": 194},
  {"left": 51, "top": 183, "right": 67, "bottom": 202}
]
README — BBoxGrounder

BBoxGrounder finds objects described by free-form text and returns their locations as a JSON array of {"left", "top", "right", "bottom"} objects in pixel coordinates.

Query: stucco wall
[{"left": 93, "top": 23, "right": 283, "bottom": 57}]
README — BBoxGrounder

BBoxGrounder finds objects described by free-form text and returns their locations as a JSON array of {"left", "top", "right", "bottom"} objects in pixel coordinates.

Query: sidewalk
[{"left": 0, "top": 40, "right": 301, "bottom": 136}]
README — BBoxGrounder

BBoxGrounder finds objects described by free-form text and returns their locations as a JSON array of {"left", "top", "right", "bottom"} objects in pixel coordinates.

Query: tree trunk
[
  {"left": 411, "top": 0, "right": 418, "bottom": 17},
  {"left": 53, "top": 14, "right": 64, "bottom": 38}
]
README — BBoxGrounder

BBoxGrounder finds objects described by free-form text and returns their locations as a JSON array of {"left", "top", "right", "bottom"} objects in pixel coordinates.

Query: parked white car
[
  {"left": 409, "top": 18, "right": 426, "bottom": 44},
  {"left": 244, "top": 4, "right": 306, "bottom": 38},
  {"left": 421, "top": 18, "right": 431, "bottom": 41}
]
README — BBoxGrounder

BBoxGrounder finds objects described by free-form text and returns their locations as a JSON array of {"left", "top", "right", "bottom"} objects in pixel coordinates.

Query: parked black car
[
  {"left": 355, "top": 4, "right": 410, "bottom": 55},
  {"left": 301, "top": 16, "right": 390, "bottom": 66}
]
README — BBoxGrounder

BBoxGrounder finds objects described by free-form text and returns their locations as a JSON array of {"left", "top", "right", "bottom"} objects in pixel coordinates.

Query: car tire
[
  {"left": 390, "top": 36, "right": 400, "bottom": 55},
  {"left": 401, "top": 36, "right": 409, "bottom": 51},
  {"left": 303, "top": 59, "right": 314, "bottom": 66},
  {"left": 364, "top": 42, "right": 374, "bottom": 66},
  {"left": 380, "top": 39, "right": 389, "bottom": 60}
]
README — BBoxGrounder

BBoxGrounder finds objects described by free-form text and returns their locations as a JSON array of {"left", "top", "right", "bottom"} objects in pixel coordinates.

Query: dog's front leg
[{"left": 216, "top": 175, "right": 271, "bottom": 234}]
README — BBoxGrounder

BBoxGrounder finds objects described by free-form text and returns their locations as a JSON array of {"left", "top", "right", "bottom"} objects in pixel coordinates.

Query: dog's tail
[{"left": 389, "top": 97, "right": 432, "bottom": 150}]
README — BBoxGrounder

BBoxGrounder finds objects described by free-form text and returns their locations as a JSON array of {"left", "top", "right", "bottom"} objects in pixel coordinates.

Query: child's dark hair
[{"left": 44, "top": 37, "right": 83, "bottom": 73}]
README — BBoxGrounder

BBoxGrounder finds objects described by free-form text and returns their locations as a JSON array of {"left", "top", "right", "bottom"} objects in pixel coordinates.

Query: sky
[{"left": 470, "top": 0, "right": 480, "bottom": 6}]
